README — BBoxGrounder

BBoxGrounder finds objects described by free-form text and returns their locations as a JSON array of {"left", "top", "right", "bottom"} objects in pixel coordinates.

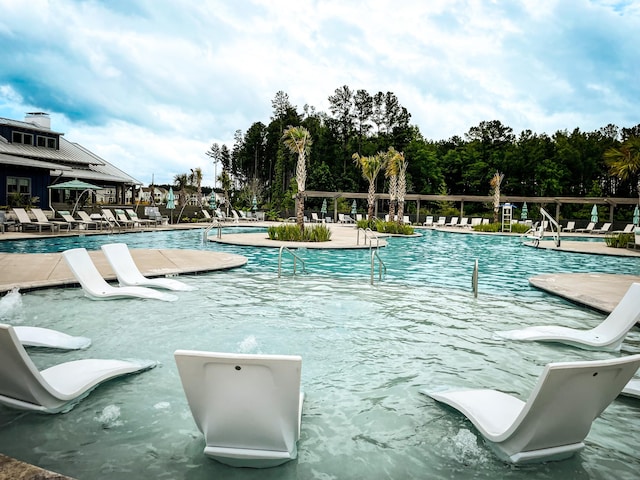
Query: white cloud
[{"left": 0, "top": 0, "right": 639, "bottom": 185}]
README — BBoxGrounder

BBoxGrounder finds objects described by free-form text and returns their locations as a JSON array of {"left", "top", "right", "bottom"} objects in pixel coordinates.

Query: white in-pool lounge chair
[
  {"left": 621, "top": 378, "right": 640, "bottom": 399},
  {"left": 174, "top": 350, "right": 304, "bottom": 468},
  {"left": 101, "top": 243, "right": 196, "bottom": 291},
  {"left": 14, "top": 326, "right": 91, "bottom": 350},
  {"left": 62, "top": 248, "right": 178, "bottom": 301},
  {"left": 496, "top": 282, "right": 640, "bottom": 351},
  {"left": 420, "top": 354, "right": 640, "bottom": 464},
  {"left": 0, "top": 323, "right": 156, "bottom": 413}
]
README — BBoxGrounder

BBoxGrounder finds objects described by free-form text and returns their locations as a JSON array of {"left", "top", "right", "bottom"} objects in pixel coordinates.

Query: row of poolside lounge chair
[
  {"left": 2, "top": 246, "right": 640, "bottom": 468},
  {"left": 6, "top": 207, "right": 168, "bottom": 233},
  {"left": 423, "top": 216, "right": 490, "bottom": 227}
]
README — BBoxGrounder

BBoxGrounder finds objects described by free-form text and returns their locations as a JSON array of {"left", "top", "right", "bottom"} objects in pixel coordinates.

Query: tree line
[{"left": 205, "top": 86, "right": 640, "bottom": 218}]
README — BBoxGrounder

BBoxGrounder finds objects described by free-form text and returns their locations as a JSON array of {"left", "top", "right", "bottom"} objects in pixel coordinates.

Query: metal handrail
[
  {"left": 357, "top": 227, "right": 380, "bottom": 248},
  {"left": 278, "top": 246, "right": 306, "bottom": 277},
  {"left": 370, "top": 249, "right": 386, "bottom": 285},
  {"left": 202, "top": 220, "right": 221, "bottom": 243}
]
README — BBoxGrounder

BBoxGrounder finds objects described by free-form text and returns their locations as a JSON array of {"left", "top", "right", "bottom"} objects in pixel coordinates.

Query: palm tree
[
  {"left": 384, "top": 147, "right": 400, "bottom": 221},
  {"left": 605, "top": 136, "right": 640, "bottom": 201},
  {"left": 190, "top": 167, "right": 203, "bottom": 206},
  {"left": 490, "top": 171, "right": 504, "bottom": 223},
  {"left": 173, "top": 173, "right": 188, "bottom": 206},
  {"left": 396, "top": 151, "right": 408, "bottom": 223},
  {"left": 353, "top": 152, "right": 386, "bottom": 220},
  {"left": 282, "top": 125, "right": 313, "bottom": 231}
]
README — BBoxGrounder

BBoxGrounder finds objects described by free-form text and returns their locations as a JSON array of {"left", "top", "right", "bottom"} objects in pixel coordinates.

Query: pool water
[{"left": 1, "top": 229, "right": 640, "bottom": 479}]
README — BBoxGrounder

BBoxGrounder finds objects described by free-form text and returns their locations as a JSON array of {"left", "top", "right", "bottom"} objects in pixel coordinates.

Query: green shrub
[
  {"left": 267, "top": 224, "right": 332, "bottom": 242},
  {"left": 472, "top": 223, "right": 530, "bottom": 234},
  {"left": 355, "top": 219, "right": 414, "bottom": 235},
  {"left": 605, "top": 232, "right": 633, "bottom": 248}
]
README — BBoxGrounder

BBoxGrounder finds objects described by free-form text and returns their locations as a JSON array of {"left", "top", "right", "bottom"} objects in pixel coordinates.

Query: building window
[
  {"left": 36, "top": 135, "right": 57, "bottom": 149},
  {"left": 11, "top": 131, "right": 34, "bottom": 146},
  {"left": 6, "top": 176, "right": 32, "bottom": 205}
]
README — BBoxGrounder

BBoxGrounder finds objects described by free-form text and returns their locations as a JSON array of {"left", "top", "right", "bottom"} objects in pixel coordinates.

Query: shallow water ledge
[{"left": 0, "top": 454, "right": 75, "bottom": 480}]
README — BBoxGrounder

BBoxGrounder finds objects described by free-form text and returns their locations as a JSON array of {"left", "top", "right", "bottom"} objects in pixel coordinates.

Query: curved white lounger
[
  {"left": 62, "top": 248, "right": 178, "bottom": 301},
  {"left": 421, "top": 354, "right": 640, "bottom": 464},
  {"left": 496, "top": 283, "right": 640, "bottom": 351},
  {"left": 0, "top": 324, "right": 156, "bottom": 413},
  {"left": 101, "top": 243, "right": 197, "bottom": 291},
  {"left": 621, "top": 378, "right": 640, "bottom": 399},
  {"left": 14, "top": 326, "right": 91, "bottom": 350},
  {"left": 175, "top": 350, "right": 304, "bottom": 468}
]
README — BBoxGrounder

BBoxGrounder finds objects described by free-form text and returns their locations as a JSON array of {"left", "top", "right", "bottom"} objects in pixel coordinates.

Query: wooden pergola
[{"left": 302, "top": 190, "right": 639, "bottom": 224}]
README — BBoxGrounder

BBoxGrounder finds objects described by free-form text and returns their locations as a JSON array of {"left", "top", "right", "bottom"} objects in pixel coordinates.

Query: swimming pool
[{"left": 1, "top": 229, "right": 639, "bottom": 479}]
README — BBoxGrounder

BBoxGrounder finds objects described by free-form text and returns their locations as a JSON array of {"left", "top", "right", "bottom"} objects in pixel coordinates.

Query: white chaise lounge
[
  {"left": 421, "top": 354, "right": 640, "bottom": 464},
  {"left": 175, "top": 350, "right": 304, "bottom": 468},
  {"left": 0, "top": 323, "right": 156, "bottom": 413},
  {"left": 101, "top": 243, "right": 196, "bottom": 291},
  {"left": 495, "top": 282, "right": 640, "bottom": 351},
  {"left": 62, "top": 248, "right": 178, "bottom": 301},
  {"left": 14, "top": 326, "right": 91, "bottom": 350}
]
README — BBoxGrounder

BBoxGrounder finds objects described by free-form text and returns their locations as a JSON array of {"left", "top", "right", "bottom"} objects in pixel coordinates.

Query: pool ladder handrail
[
  {"left": 202, "top": 220, "right": 222, "bottom": 242},
  {"left": 357, "top": 227, "right": 380, "bottom": 248},
  {"left": 522, "top": 207, "right": 561, "bottom": 248},
  {"left": 370, "top": 249, "right": 386, "bottom": 285},
  {"left": 278, "top": 246, "right": 306, "bottom": 277}
]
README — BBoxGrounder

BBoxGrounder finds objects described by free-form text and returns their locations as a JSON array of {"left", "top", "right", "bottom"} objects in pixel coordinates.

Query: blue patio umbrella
[
  {"left": 167, "top": 187, "right": 175, "bottom": 223},
  {"left": 351, "top": 199, "right": 357, "bottom": 215},
  {"left": 252, "top": 195, "right": 258, "bottom": 211},
  {"left": 521, "top": 202, "right": 528, "bottom": 221},
  {"left": 208, "top": 193, "right": 216, "bottom": 210},
  {"left": 633, "top": 205, "right": 639, "bottom": 226},
  {"left": 590, "top": 205, "right": 598, "bottom": 223}
]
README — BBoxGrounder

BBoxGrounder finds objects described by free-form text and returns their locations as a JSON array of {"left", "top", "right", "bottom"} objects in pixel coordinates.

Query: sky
[{"left": 1, "top": 0, "right": 639, "bottom": 186}]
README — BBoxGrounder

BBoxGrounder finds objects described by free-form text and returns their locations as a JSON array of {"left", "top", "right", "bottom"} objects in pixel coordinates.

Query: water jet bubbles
[
  {"left": 153, "top": 401, "right": 171, "bottom": 410},
  {"left": 450, "top": 429, "right": 490, "bottom": 465},
  {"left": 0, "top": 287, "right": 23, "bottom": 321},
  {"left": 94, "top": 405, "right": 123, "bottom": 429},
  {"left": 238, "top": 335, "right": 258, "bottom": 353}
]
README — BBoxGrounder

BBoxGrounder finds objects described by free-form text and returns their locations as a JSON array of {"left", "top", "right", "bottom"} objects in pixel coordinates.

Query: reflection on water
[{"left": 0, "top": 229, "right": 639, "bottom": 479}]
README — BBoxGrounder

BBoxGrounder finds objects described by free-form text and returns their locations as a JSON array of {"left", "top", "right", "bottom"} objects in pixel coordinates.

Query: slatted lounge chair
[
  {"left": 114, "top": 209, "right": 136, "bottom": 229},
  {"left": 62, "top": 248, "right": 178, "bottom": 301},
  {"left": 311, "top": 212, "right": 321, "bottom": 223},
  {"left": 455, "top": 217, "right": 469, "bottom": 228},
  {"left": 14, "top": 325, "right": 91, "bottom": 350},
  {"left": 0, "top": 323, "right": 156, "bottom": 413},
  {"left": 175, "top": 350, "right": 304, "bottom": 468},
  {"left": 444, "top": 217, "right": 458, "bottom": 227},
  {"left": 593, "top": 222, "right": 611, "bottom": 234},
  {"left": 496, "top": 282, "right": 640, "bottom": 351},
  {"left": 435, "top": 217, "right": 446, "bottom": 227},
  {"left": 77, "top": 210, "right": 107, "bottom": 230},
  {"left": 230, "top": 210, "right": 241, "bottom": 223},
  {"left": 12, "top": 208, "right": 55, "bottom": 233},
  {"left": 575, "top": 222, "right": 595, "bottom": 233},
  {"left": 126, "top": 209, "right": 156, "bottom": 228},
  {"left": 101, "top": 243, "right": 196, "bottom": 291},
  {"left": 239, "top": 210, "right": 257, "bottom": 221},
  {"left": 420, "top": 354, "right": 640, "bottom": 464},
  {"left": 201, "top": 210, "right": 215, "bottom": 222},
  {"left": 470, "top": 218, "right": 481, "bottom": 227},
  {"left": 563, "top": 221, "right": 575, "bottom": 232},
  {"left": 31, "top": 208, "right": 71, "bottom": 232},
  {"left": 423, "top": 216, "right": 433, "bottom": 226},
  {"left": 403, "top": 215, "right": 411, "bottom": 225}
]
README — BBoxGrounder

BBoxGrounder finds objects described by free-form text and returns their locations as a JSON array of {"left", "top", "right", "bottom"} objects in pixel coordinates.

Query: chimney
[{"left": 25, "top": 112, "right": 51, "bottom": 129}]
